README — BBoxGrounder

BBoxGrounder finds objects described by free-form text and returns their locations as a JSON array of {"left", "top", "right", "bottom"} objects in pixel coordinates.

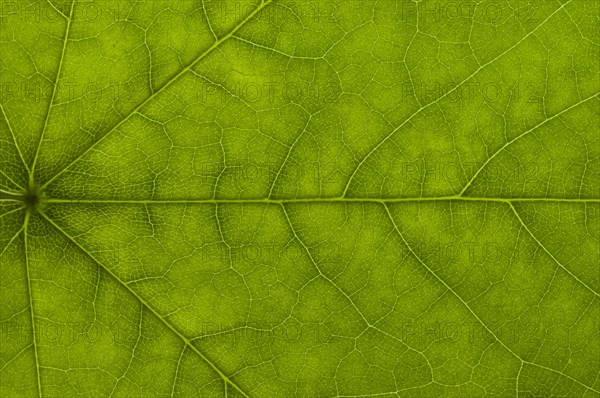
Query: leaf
[{"left": 1, "top": 0, "right": 599, "bottom": 397}]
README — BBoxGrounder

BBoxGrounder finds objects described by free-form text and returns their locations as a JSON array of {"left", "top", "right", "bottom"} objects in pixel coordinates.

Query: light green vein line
[
  {"left": 41, "top": 0, "right": 273, "bottom": 191},
  {"left": 45, "top": 0, "right": 69, "bottom": 19},
  {"left": 279, "top": 202, "right": 435, "bottom": 378},
  {"left": 38, "top": 210, "right": 252, "bottom": 398},
  {"left": 0, "top": 205, "right": 25, "bottom": 221},
  {"left": 280, "top": 203, "right": 371, "bottom": 326},
  {"left": 516, "top": 362, "right": 524, "bottom": 394},
  {"left": 268, "top": 110, "right": 319, "bottom": 199},
  {"left": 170, "top": 346, "right": 186, "bottom": 398},
  {"left": 0, "top": 189, "right": 26, "bottom": 202},
  {"left": 44, "top": 197, "right": 600, "bottom": 205},
  {"left": 460, "top": 92, "right": 600, "bottom": 195},
  {"left": 30, "top": 0, "right": 75, "bottom": 186},
  {"left": 23, "top": 210, "right": 43, "bottom": 398},
  {"left": 200, "top": 0, "right": 217, "bottom": 40},
  {"left": 0, "top": 344, "right": 34, "bottom": 373},
  {"left": 0, "top": 224, "right": 23, "bottom": 257},
  {"left": 508, "top": 202, "right": 600, "bottom": 297},
  {"left": 0, "top": 103, "right": 30, "bottom": 176},
  {"left": 382, "top": 202, "right": 600, "bottom": 394},
  {"left": 337, "top": 383, "right": 436, "bottom": 398},
  {"left": 0, "top": 171, "right": 25, "bottom": 191},
  {"left": 341, "top": 0, "right": 572, "bottom": 197}
]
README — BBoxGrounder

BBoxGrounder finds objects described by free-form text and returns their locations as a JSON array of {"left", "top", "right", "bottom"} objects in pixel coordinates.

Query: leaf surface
[{"left": 1, "top": 0, "right": 599, "bottom": 397}]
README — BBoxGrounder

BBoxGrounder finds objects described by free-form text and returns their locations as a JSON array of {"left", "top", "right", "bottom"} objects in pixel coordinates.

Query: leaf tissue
[{"left": 1, "top": 0, "right": 599, "bottom": 397}]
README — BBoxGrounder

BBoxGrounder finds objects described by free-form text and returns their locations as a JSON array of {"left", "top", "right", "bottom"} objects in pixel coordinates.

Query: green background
[{"left": 1, "top": 0, "right": 599, "bottom": 397}]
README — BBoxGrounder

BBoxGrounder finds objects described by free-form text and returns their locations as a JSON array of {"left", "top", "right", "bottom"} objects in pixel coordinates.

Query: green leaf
[{"left": 1, "top": 0, "right": 599, "bottom": 397}]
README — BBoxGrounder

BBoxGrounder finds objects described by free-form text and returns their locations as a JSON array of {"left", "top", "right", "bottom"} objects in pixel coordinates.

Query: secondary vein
[
  {"left": 41, "top": 0, "right": 273, "bottom": 191},
  {"left": 459, "top": 92, "right": 600, "bottom": 195},
  {"left": 30, "top": 0, "right": 75, "bottom": 186},
  {"left": 39, "top": 210, "right": 252, "bottom": 398},
  {"left": 0, "top": 103, "right": 30, "bottom": 175},
  {"left": 509, "top": 202, "right": 600, "bottom": 297},
  {"left": 23, "top": 210, "right": 43, "bottom": 398},
  {"left": 341, "top": 0, "right": 572, "bottom": 197},
  {"left": 382, "top": 202, "right": 599, "bottom": 394}
]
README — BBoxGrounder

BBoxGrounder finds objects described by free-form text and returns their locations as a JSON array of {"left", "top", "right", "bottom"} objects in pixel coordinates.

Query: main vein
[{"left": 44, "top": 197, "right": 600, "bottom": 204}]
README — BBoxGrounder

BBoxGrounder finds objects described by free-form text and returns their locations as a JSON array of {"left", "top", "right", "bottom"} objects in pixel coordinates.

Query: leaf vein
[
  {"left": 38, "top": 210, "right": 252, "bottom": 398},
  {"left": 382, "top": 202, "right": 599, "bottom": 394},
  {"left": 509, "top": 202, "right": 599, "bottom": 297},
  {"left": 41, "top": 0, "right": 273, "bottom": 191},
  {"left": 342, "top": 0, "right": 573, "bottom": 197}
]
